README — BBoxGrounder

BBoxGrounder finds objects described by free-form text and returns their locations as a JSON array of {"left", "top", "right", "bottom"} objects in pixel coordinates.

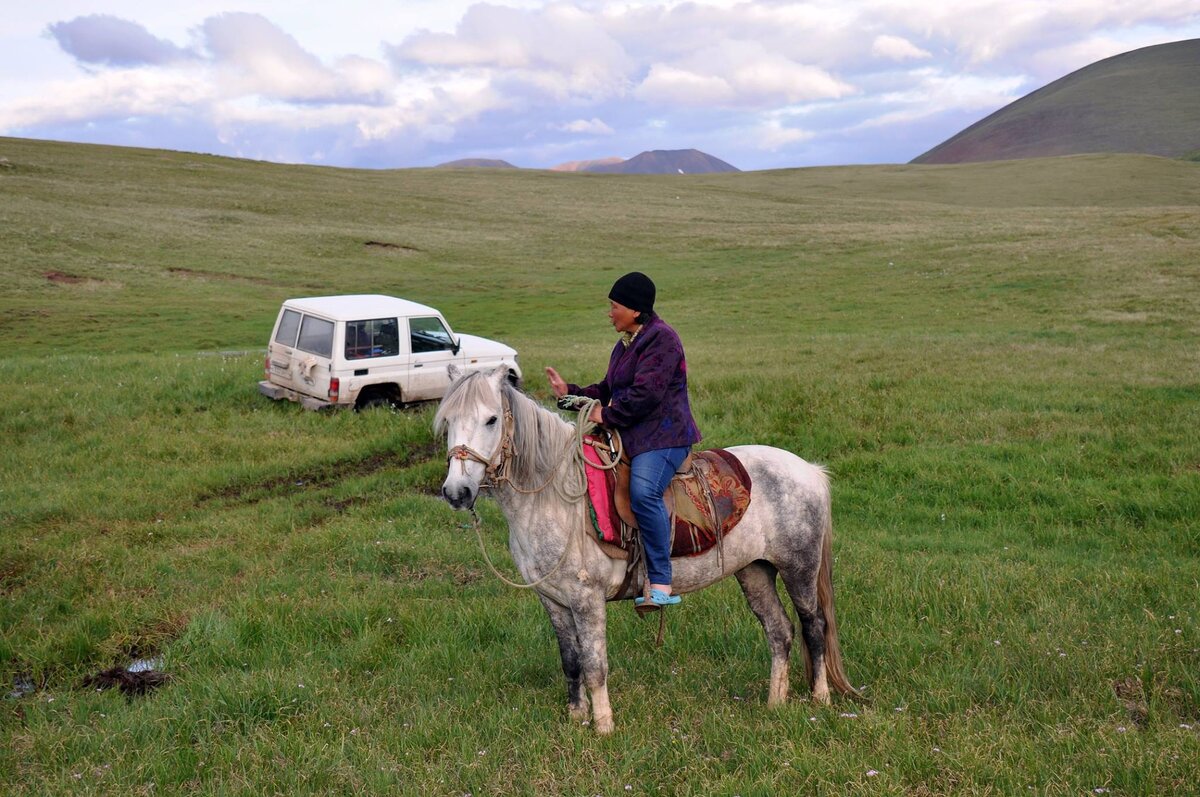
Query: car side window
[
  {"left": 275, "top": 309, "right": 301, "bottom": 346},
  {"left": 345, "top": 318, "right": 399, "bottom": 360},
  {"left": 296, "top": 315, "right": 334, "bottom": 358},
  {"left": 409, "top": 316, "right": 454, "bottom": 354}
]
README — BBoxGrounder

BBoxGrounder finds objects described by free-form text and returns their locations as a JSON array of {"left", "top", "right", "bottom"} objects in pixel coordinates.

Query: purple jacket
[{"left": 567, "top": 315, "right": 702, "bottom": 459}]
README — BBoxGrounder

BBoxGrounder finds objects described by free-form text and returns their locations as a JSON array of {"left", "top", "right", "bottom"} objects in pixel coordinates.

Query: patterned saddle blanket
[{"left": 583, "top": 436, "right": 752, "bottom": 557}]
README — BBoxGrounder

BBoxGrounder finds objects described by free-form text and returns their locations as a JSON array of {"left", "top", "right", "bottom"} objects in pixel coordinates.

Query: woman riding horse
[{"left": 545, "top": 271, "right": 701, "bottom": 610}]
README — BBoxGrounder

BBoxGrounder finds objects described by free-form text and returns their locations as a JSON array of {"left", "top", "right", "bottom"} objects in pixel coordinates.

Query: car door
[
  {"left": 291, "top": 313, "right": 335, "bottom": 399},
  {"left": 405, "top": 315, "right": 461, "bottom": 400},
  {"left": 266, "top": 308, "right": 303, "bottom": 390}
]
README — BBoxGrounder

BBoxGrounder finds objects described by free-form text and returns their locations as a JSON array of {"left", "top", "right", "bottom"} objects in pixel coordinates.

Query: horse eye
[{"left": 486, "top": 415, "right": 498, "bottom": 427}]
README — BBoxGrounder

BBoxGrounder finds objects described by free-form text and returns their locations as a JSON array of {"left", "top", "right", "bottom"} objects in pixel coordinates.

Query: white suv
[{"left": 258, "top": 294, "right": 521, "bottom": 410}]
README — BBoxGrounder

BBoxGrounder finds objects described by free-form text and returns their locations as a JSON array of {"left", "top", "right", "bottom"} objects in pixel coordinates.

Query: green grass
[{"left": 1, "top": 137, "right": 1198, "bottom": 795}]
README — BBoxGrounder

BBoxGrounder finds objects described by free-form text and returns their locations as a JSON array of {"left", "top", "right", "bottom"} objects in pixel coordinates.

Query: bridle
[
  {"left": 444, "top": 391, "right": 576, "bottom": 497},
  {"left": 445, "top": 403, "right": 514, "bottom": 489}
]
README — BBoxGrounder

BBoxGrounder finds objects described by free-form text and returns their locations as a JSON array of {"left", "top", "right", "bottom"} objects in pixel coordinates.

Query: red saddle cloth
[{"left": 583, "top": 439, "right": 752, "bottom": 557}]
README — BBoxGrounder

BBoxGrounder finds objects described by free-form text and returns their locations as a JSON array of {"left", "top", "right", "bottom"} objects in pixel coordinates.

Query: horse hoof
[
  {"left": 569, "top": 705, "right": 590, "bottom": 723},
  {"left": 594, "top": 717, "right": 615, "bottom": 735}
]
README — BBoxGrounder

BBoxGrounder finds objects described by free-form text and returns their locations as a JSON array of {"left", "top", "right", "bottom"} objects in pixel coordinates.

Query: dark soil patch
[
  {"left": 1113, "top": 676, "right": 1149, "bottom": 727},
  {"left": 82, "top": 667, "right": 170, "bottom": 697},
  {"left": 365, "top": 240, "right": 421, "bottom": 253},
  {"left": 44, "top": 270, "right": 88, "bottom": 285},
  {"left": 0, "top": 554, "right": 33, "bottom": 595}
]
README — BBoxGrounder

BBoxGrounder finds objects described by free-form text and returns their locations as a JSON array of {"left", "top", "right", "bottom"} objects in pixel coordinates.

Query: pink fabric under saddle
[{"left": 583, "top": 436, "right": 752, "bottom": 557}]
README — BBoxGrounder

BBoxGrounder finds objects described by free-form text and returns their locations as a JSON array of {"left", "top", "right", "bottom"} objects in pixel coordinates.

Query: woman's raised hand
[{"left": 544, "top": 366, "right": 568, "bottom": 398}]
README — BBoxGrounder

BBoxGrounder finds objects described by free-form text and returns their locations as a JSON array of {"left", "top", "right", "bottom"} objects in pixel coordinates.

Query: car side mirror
[{"left": 451, "top": 337, "right": 461, "bottom": 355}]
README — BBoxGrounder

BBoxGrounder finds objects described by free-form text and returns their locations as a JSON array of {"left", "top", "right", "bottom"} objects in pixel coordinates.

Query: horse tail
[{"left": 817, "top": 508, "right": 861, "bottom": 698}]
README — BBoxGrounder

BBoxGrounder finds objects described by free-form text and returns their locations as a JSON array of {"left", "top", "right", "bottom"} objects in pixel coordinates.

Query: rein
[{"left": 449, "top": 393, "right": 601, "bottom": 590}]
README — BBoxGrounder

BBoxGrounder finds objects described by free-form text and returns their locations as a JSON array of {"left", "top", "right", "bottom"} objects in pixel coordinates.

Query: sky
[{"left": 2, "top": 1, "right": 1198, "bottom": 171}]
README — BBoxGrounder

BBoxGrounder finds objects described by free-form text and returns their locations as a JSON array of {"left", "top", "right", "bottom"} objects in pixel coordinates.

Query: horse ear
[
  {"left": 447, "top": 364, "right": 463, "bottom": 382},
  {"left": 489, "top": 365, "right": 509, "bottom": 382}
]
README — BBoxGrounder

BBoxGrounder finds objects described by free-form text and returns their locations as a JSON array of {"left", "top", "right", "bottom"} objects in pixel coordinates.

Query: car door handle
[{"left": 413, "top": 363, "right": 423, "bottom": 367}]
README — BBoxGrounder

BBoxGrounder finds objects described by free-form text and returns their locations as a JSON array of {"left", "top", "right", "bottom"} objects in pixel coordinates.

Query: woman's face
[{"left": 608, "top": 300, "right": 640, "bottom": 333}]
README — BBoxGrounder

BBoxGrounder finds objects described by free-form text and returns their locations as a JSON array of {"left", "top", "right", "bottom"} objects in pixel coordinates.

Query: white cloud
[
  {"left": 0, "top": 66, "right": 212, "bottom": 129},
  {"left": 756, "top": 118, "right": 815, "bottom": 151},
  {"left": 635, "top": 40, "right": 853, "bottom": 108},
  {"left": 201, "top": 13, "right": 390, "bottom": 104},
  {"left": 848, "top": 69, "right": 1026, "bottom": 130},
  {"left": 872, "top": 34, "right": 931, "bottom": 62},
  {"left": 3, "top": 1, "right": 1200, "bottom": 169},
  {"left": 551, "top": 117, "right": 615, "bottom": 134},
  {"left": 47, "top": 14, "right": 191, "bottom": 66}
]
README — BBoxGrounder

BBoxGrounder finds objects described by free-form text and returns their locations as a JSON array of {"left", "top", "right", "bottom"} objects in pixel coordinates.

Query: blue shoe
[{"left": 634, "top": 589, "right": 681, "bottom": 610}]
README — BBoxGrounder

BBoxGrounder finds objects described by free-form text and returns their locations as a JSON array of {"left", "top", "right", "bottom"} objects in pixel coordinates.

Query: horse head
[{"left": 434, "top": 364, "right": 510, "bottom": 510}]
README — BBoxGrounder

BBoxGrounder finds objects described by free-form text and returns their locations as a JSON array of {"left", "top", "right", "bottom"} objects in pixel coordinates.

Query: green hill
[
  {"left": 2, "top": 135, "right": 1198, "bottom": 355},
  {"left": 913, "top": 38, "right": 1200, "bottom": 163},
  {"left": 1, "top": 135, "right": 1198, "bottom": 795}
]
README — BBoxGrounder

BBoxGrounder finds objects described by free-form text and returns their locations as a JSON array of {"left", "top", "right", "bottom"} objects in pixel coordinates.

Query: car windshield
[{"left": 409, "top": 316, "right": 455, "bottom": 353}]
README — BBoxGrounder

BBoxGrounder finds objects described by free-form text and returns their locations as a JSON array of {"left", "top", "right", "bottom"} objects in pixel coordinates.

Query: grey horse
[{"left": 435, "top": 365, "right": 859, "bottom": 734}]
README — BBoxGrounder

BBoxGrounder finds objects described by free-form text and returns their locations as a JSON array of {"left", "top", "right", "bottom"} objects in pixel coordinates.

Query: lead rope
[
  {"left": 463, "top": 395, "right": 599, "bottom": 591},
  {"left": 468, "top": 506, "right": 577, "bottom": 590}
]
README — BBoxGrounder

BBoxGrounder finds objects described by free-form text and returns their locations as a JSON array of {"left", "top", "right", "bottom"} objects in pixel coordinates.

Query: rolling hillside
[
  {"left": 913, "top": 38, "right": 1200, "bottom": 164},
  {"left": 585, "top": 148, "right": 739, "bottom": 174},
  {"left": 1, "top": 135, "right": 1198, "bottom": 795}
]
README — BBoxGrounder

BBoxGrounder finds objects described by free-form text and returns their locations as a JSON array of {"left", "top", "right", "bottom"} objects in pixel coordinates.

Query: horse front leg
[
  {"left": 538, "top": 594, "right": 589, "bottom": 723},
  {"left": 571, "top": 595, "right": 614, "bottom": 734}
]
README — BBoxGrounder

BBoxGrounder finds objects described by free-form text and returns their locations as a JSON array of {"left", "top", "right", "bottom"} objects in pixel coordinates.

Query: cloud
[
  {"left": 847, "top": 69, "right": 1026, "bottom": 131},
  {"left": 551, "top": 118, "right": 614, "bottom": 135},
  {"left": 872, "top": 34, "right": 931, "bottom": 62},
  {"left": 390, "top": 3, "right": 633, "bottom": 100},
  {"left": 8, "top": 2, "right": 1200, "bottom": 170},
  {"left": 0, "top": 66, "right": 212, "bottom": 129},
  {"left": 47, "top": 14, "right": 190, "bottom": 66},
  {"left": 756, "top": 118, "right": 815, "bottom": 151},
  {"left": 635, "top": 40, "right": 854, "bottom": 108},
  {"left": 201, "top": 13, "right": 391, "bottom": 105}
]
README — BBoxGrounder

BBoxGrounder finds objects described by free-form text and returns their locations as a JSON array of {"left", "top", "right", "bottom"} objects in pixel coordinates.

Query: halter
[{"left": 445, "top": 402, "right": 514, "bottom": 489}]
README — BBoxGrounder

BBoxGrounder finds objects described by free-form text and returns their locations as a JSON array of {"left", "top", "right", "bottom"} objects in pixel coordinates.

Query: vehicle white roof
[{"left": 283, "top": 294, "right": 441, "bottom": 321}]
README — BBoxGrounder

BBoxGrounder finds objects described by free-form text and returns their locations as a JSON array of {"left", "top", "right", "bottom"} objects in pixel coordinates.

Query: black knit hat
[{"left": 608, "top": 271, "right": 656, "bottom": 313}]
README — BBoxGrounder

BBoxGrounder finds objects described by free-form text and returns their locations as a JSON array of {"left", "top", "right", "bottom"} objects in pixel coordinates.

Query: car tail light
[
  {"left": 328, "top": 377, "right": 340, "bottom": 401},
  {"left": 263, "top": 354, "right": 271, "bottom": 379}
]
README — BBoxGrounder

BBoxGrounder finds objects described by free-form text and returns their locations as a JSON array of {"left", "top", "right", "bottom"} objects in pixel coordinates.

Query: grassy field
[{"left": 1, "top": 136, "right": 1198, "bottom": 795}]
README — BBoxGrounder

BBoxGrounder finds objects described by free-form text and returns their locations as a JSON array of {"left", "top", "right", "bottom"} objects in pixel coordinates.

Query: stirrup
[{"left": 634, "top": 588, "right": 681, "bottom": 615}]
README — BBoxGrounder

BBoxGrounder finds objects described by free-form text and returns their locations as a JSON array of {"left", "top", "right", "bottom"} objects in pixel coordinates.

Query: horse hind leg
[
  {"left": 735, "top": 560, "right": 794, "bottom": 707},
  {"left": 776, "top": 546, "right": 831, "bottom": 704}
]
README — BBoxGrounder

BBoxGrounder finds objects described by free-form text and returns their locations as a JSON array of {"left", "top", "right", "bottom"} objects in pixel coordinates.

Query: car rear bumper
[{"left": 258, "top": 380, "right": 333, "bottom": 411}]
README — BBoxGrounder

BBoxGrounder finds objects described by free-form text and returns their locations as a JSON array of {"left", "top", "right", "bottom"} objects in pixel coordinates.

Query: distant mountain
[
  {"left": 584, "top": 149, "right": 739, "bottom": 174},
  {"left": 550, "top": 156, "right": 625, "bottom": 172},
  {"left": 912, "top": 38, "right": 1200, "bottom": 164},
  {"left": 434, "top": 158, "right": 518, "bottom": 169}
]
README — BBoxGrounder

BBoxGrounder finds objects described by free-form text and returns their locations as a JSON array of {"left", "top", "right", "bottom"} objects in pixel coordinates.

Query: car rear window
[
  {"left": 345, "top": 318, "right": 399, "bottom": 360},
  {"left": 274, "top": 309, "right": 301, "bottom": 346},
  {"left": 296, "top": 315, "right": 334, "bottom": 358}
]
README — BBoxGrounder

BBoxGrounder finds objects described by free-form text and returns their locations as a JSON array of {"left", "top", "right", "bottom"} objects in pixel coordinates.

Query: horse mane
[{"left": 434, "top": 371, "right": 576, "bottom": 489}]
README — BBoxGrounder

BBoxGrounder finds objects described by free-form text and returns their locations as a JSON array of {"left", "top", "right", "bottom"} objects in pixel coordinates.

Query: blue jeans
[{"left": 630, "top": 446, "right": 691, "bottom": 586}]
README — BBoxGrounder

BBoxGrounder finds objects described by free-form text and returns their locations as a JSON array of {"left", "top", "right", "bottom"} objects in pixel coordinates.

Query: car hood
[{"left": 456, "top": 333, "right": 517, "bottom": 358}]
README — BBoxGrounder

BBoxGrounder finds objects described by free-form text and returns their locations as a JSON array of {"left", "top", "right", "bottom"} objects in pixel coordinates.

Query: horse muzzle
[{"left": 441, "top": 480, "right": 478, "bottom": 511}]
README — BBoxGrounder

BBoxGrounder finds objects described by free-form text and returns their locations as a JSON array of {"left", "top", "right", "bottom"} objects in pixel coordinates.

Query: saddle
[{"left": 582, "top": 433, "right": 752, "bottom": 563}]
